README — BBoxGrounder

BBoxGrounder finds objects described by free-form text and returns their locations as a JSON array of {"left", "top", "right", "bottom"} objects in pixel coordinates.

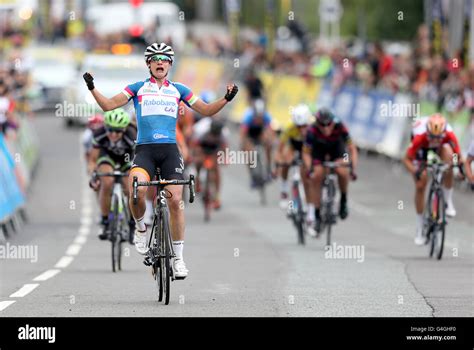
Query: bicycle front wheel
[
  {"left": 292, "top": 182, "right": 305, "bottom": 245},
  {"left": 109, "top": 195, "right": 121, "bottom": 272},
  {"left": 160, "top": 208, "right": 172, "bottom": 305},
  {"left": 150, "top": 216, "right": 163, "bottom": 302},
  {"left": 433, "top": 190, "right": 446, "bottom": 260},
  {"left": 325, "top": 181, "right": 336, "bottom": 247},
  {"left": 203, "top": 168, "right": 212, "bottom": 222}
]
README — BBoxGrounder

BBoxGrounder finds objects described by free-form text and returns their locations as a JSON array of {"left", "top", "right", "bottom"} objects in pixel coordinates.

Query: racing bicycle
[{"left": 133, "top": 168, "right": 195, "bottom": 305}]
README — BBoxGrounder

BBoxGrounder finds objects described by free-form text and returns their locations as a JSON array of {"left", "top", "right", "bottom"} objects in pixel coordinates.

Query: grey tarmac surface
[{"left": 0, "top": 114, "right": 472, "bottom": 317}]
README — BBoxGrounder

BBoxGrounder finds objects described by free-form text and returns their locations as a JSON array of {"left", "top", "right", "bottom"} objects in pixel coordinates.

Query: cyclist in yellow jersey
[{"left": 275, "top": 104, "right": 315, "bottom": 235}]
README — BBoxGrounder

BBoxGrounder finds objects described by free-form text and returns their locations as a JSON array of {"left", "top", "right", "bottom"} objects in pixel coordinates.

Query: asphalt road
[{"left": 0, "top": 113, "right": 472, "bottom": 317}]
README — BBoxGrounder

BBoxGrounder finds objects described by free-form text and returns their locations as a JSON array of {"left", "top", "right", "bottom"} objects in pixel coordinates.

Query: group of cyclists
[{"left": 82, "top": 41, "right": 474, "bottom": 280}]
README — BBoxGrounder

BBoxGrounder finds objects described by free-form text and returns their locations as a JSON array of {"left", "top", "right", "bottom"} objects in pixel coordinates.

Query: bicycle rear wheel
[
  {"left": 203, "top": 168, "right": 212, "bottom": 222},
  {"left": 433, "top": 190, "right": 446, "bottom": 260},
  {"left": 254, "top": 146, "right": 266, "bottom": 206}
]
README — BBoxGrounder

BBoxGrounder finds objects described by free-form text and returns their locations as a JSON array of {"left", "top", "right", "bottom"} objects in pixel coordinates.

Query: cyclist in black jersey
[{"left": 88, "top": 108, "right": 137, "bottom": 239}]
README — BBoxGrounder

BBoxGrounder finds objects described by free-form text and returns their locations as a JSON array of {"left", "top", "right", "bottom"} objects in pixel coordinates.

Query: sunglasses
[
  {"left": 317, "top": 120, "right": 333, "bottom": 127},
  {"left": 149, "top": 54, "right": 172, "bottom": 62},
  {"left": 106, "top": 127, "right": 125, "bottom": 134},
  {"left": 427, "top": 133, "right": 445, "bottom": 139}
]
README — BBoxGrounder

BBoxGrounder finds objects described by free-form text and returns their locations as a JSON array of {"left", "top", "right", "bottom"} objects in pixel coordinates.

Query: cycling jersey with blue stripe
[
  {"left": 122, "top": 77, "right": 198, "bottom": 144},
  {"left": 241, "top": 108, "right": 272, "bottom": 127}
]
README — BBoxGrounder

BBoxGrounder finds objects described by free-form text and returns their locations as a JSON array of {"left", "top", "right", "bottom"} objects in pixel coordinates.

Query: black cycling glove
[
  {"left": 224, "top": 84, "right": 238, "bottom": 101},
  {"left": 83, "top": 72, "right": 95, "bottom": 91}
]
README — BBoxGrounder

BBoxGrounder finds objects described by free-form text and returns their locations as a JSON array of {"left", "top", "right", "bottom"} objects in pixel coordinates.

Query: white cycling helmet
[
  {"left": 144, "top": 42, "right": 174, "bottom": 63},
  {"left": 291, "top": 104, "right": 312, "bottom": 126}
]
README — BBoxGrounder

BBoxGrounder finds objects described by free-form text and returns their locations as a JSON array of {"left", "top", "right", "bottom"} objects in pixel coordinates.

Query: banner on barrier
[
  {"left": 173, "top": 57, "right": 225, "bottom": 97},
  {"left": 230, "top": 72, "right": 321, "bottom": 129},
  {"left": 0, "top": 133, "right": 25, "bottom": 222},
  {"left": 317, "top": 83, "right": 411, "bottom": 158}
]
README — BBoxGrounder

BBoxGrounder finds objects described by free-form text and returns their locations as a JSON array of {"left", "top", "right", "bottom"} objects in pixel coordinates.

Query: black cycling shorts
[
  {"left": 132, "top": 143, "right": 184, "bottom": 180},
  {"left": 289, "top": 139, "right": 303, "bottom": 153},
  {"left": 97, "top": 149, "right": 133, "bottom": 171},
  {"left": 248, "top": 125, "right": 264, "bottom": 140},
  {"left": 311, "top": 140, "right": 346, "bottom": 163}
]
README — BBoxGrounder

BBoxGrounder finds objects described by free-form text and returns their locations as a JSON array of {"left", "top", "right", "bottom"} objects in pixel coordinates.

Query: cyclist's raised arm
[
  {"left": 184, "top": 83, "right": 238, "bottom": 117},
  {"left": 91, "top": 90, "right": 128, "bottom": 112},
  {"left": 83, "top": 72, "right": 128, "bottom": 111},
  {"left": 191, "top": 98, "right": 227, "bottom": 117}
]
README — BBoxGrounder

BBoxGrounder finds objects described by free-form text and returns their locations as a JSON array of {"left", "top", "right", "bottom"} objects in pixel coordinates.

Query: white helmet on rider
[
  {"left": 144, "top": 42, "right": 174, "bottom": 63},
  {"left": 291, "top": 104, "right": 312, "bottom": 126}
]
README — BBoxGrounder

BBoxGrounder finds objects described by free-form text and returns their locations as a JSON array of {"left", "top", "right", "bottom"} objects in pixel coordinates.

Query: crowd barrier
[
  {"left": 175, "top": 56, "right": 472, "bottom": 161},
  {"left": 0, "top": 117, "right": 39, "bottom": 241},
  {"left": 230, "top": 72, "right": 321, "bottom": 129},
  {"left": 317, "top": 83, "right": 411, "bottom": 159}
]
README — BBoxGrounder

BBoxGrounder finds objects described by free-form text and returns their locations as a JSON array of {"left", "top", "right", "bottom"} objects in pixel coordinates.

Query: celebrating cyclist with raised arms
[{"left": 83, "top": 42, "right": 238, "bottom": 278}]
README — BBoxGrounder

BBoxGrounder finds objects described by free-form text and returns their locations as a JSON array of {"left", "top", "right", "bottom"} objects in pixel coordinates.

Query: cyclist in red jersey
[{"left": 403, "top": 113, "right": 464, "bottom": 245}]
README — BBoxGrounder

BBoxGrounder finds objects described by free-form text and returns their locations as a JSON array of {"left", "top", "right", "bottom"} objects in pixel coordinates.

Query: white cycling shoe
[
  {"left": 445, "top": 200, "right": 456, "bottom": 218},
  {"left": 133, "top": 229, "right": 149, "bottom": 255},
  {"left": 306, "top": 220, "right": 317, "bottom": 237},
  {"left": 173, "top": 259, "right": 188, "bottom": 279},
  {"left": 279, "top": 192, "right": 289, "bottom": 210},
  {"left": 414, "top": 228, "right": 425, "bottom": 246}
]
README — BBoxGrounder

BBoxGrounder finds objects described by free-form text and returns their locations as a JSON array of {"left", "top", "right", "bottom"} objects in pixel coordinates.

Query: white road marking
[
  {"left": 81, "top": 206, "right": 93, "bottom": 217},
  {"left": 4, "top": 133, "right": 95, "bottom": 309},
  {"left": 78, "top": 226, "right": 90, "bottom": 236},
  {"left": 55, "top": 256, "right": 74, "bottom": 269},
  {"left": 80, "top": 216, "right": 93, "bottom": 226},
  {"left": 74, "top": 235, "right": 87, "bottom": 244},
  {"left": 0, "top": 300, "right": 16, "bottom": 311},
  {"left": 9, "top": 284, "right": 40, "bottom": 298},
  {"left": 33, "top": 269, "right": 61, "bottom": 281},
  {"left": 65, "top": 244, "right": 82, "bottom": 256}
]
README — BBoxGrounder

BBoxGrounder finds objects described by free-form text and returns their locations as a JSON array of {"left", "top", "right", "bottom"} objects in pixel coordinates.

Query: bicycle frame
[
  {"left": 320, "top": 161, "right": 351, "bottom": 246},
  {"left": 111, "top": 181, "right": 125, "bottom": 218}
]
